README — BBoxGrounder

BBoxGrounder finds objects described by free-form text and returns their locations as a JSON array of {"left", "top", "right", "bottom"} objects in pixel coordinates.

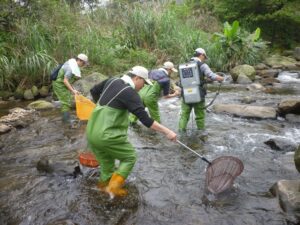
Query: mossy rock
[
  {"left": 0, "top": 91, "right": 13, "bottom": 100},
  {"left": 31, "top": 85, "right": 39, "bottom": 97},
  {"left": 39, "top": 86, "right": 49, "bottom": 97},
  {"left": 24, "top": 89, "right": 34, "bottom": 100},
  {"left": 14, "top": 87, "right": 24, "bottom": 99},
  {"left": 27, "top": 100, "right": 54, "bottom": 110}
]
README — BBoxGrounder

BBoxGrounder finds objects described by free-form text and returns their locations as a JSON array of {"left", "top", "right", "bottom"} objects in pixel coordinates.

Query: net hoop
[{"left": 205, "top": 156, "right": 244, "bottom": 194}]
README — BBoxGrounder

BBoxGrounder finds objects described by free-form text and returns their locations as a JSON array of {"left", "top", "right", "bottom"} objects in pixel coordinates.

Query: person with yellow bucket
[
  {"left": 87, "top": 66, "right": 177, "bottom": 198},
  {"left": 52, "top": 53, "right": 88, "bottom": 124}
]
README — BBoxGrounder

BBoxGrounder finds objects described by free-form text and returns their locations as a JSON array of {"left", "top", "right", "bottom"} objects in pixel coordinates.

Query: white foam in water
[{"left": 277, "top": 71, "right": 300, "bottom": 83}]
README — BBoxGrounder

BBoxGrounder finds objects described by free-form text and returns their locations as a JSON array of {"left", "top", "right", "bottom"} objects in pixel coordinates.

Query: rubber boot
[
  {"left": 62, "top": 111, "right": 70, "bottom": 123},
  {"left": 105, "top": 173, "right": 128, "bottom": 198},
  {"left": 97, "top": 180, "right": 109, "bottom": 192}
]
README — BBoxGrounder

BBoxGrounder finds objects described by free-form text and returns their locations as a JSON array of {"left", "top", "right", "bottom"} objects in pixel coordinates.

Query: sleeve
[
  {"left": 200, "top": 64, "right": 218, "bottom": 80},
  {"left": 119, "top": 88, "right": 154, "bottom": 127},
  {"left": 159, "top": 80, "right": 171, "bottom": 96},
  {"left": 62, "top": 64, "right": 73, "bottom": 79}
]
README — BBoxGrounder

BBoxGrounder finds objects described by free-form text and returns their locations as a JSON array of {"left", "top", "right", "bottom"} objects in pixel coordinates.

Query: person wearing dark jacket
[{"left": 87, "top": 66, "right": 177, "bottom": 198}]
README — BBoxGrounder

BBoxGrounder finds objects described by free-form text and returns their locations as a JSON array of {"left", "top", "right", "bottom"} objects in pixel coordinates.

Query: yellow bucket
[{"left": 75, "top": 95, "right": 96, "bottom": 120}]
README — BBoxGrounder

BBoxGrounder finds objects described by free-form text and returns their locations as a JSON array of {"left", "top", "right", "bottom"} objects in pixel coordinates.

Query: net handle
[{"left": 176, "top": 140, "right": 211, "bottom": 164}]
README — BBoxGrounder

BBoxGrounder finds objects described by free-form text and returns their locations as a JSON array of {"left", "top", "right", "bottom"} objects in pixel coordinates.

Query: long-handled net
[{"left": 177, "top": 140, "right": 244, "bottom": 194}]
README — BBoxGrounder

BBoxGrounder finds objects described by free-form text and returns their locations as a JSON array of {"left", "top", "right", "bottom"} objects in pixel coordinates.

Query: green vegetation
[
  {"left": 1, "top": 0, "right": 295, "bottom": 93},
  {"left": 199, "top": 0, "right": 300, "bottom": 48}
]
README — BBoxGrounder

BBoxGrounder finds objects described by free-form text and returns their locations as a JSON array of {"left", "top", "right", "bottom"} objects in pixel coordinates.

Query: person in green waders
[
  {"left": 129, "top": 61, "right": 180, "bottom": 124},
  {"left": 87, "top": 66, "right": 177, "bottom": 198},
  {"left": 178, "top": 48, "right": 224, "bottom": 132},
  {"left": 52, "top": 53, "right": 88, "bottom": 123}
]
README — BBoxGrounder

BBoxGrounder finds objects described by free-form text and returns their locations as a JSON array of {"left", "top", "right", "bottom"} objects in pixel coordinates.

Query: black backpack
[{"left": 50, "top": 64, "right": 63, "bottom": 81}]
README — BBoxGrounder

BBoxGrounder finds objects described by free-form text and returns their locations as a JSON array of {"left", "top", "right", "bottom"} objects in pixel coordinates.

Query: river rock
[
  {"left": 24, "top": 89, "right": 34, "bottom": 100},
  {"left": 254, "top": 63, "right": 269, "bottom": 70},
  {"left": 73, "top": 72, "right": 108, "bottom": 97},
  {"left": 295, "top": 145, "right": 300, "bottom": 173},
  {"left": 0, "top": 107, "right": 36, "bottom": 129},
  {"left": 260, "top": 77, "right": 280, "bottom": 86},
  {"left": 278, "top": 99, "right": 300, "bottom": 115},
  {"left": 27, "top": 100, "right": 55, "bottom": 110},
  {"left": 294, "top": 47, "right": 300, "bottom": 61},
  {"left": 36, "top": 157, "right": 80, "bottom": 177},
  {"left": 212, "top": 104, "right": 277, "bottom": 119},
  {"left": 230, "top": 65, "right": 256, "bottom": 82},
  {"left": 240, "top": 96, "right": 256, "bottom": 104},
  {"left": 286, "top": 114, "right": 300, "bottom": 123},
  {"left": 39, "top": 86, "right": 49, "bottom": 97},
  {"left": 0, "top": 91, "right": 13, "bottom": 101},
  {"left": 264, "top": 55, "right": 298, "bottom": 69},
  {"left": 270, "top": 180, "right": 300, "bottom": 220},
  {"left": 256, "top": 69, "right": 280, "bottom": 78},
  {"left": 246, "top": 83, "right": 265, "bottom": 91},
  {"left": 31, "top": 85, "right": 39, "bottom": 97},
  {"left": 236, "top": 74, "right": 252, "bottom": 84},
  {"left": 14, "top": 87, "right": 24, "bottom": 100},
  {"left": 0, "top": 123, "right": 11, "bottom": 134},
  {"left": 264, "top": 138, "right": 297, "bottom": 152}
]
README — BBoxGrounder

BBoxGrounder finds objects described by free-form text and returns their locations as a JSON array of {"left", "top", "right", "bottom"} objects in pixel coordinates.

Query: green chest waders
[
  {"left": 86, "top": 82, "right": 137, "bottom": 182},
  {"left": 52, "top": 69, "right": 78, "bottom": 112},
  {"left": 130, "top": 81, "right": 162, "bottom": 123}
]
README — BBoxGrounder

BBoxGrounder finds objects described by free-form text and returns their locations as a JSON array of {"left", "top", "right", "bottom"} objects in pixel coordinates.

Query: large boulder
[
  {"left": 270, "top": 180, "right": 300, "bottom": 220},
  {"left": 0, "top": 107, "right": 36, "bottom": 130},
  {"left": 212, "top": 104, "right": 277, "bottom": 119},
  {"left": 230, "top": 65, "right": 256, "bottom": 82},
  {"left": 73, "top": 72, "right": 108, "bottom": 97}
]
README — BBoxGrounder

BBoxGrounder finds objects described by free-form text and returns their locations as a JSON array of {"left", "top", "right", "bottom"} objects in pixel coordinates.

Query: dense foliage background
[{"left": 0, "top": 0, "right": 298, "bottom": 92}]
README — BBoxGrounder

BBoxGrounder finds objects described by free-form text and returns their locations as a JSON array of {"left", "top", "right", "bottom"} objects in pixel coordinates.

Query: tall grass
[{"left": 0, "top": 1, "right": 268, "bottom": 92}]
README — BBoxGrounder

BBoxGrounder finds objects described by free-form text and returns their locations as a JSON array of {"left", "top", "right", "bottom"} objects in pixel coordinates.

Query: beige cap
[
  {"left": 163, "top": 61, "right": 178, "bottom": 72},
  {"left": 77, "top": 53, "right": 89, "bottom": 64},
  {"left": 195, "top": 48, "right": 208, "bottom": 58},
  {"left": 130, "top": 66, "right": 153, "bottom": 85}
]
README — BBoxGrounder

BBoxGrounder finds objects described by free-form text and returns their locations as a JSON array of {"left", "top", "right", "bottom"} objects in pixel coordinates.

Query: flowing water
[{"left": 0, "top": 73, "right": 299, "bottom": 225}]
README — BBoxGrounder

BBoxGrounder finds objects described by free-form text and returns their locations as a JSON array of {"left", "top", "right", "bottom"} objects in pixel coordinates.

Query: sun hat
[
  {"left": 77, "top": 53, "right": 89, "bottom": 64},
  {"left": 130, "top": 66, "right": 153, "bottom": 85},
  {"left": 163, "top": 61, "right": 178, "bottom": 72},
  {"left": 195, "top": 48, "right": 208, "bottom": 58}
]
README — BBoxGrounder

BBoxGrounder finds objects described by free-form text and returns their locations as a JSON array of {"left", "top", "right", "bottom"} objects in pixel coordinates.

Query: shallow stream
[{"left": 0, "top": 73, "right": 299, "bottom": 225}]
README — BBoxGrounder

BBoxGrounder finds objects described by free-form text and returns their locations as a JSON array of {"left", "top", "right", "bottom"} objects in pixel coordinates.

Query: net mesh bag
[
  {"left": 205, "top": 156, "right": 244, "bottom": 194},
  {"left": 75, "top": 95, "right": 96, "bottom": 120}
]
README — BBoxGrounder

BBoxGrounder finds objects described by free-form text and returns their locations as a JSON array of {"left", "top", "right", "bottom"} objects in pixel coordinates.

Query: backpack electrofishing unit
[{"left": 179, "top": 62, "right": 203, "bottom": 104}]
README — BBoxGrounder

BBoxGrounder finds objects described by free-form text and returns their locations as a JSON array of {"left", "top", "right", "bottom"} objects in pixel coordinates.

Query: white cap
[
  {"left": 130, "top": 66, "right": 153, "bottom": 85},
  {"left": 77, "top": 53, "right": 89, "bottom": 64},
  {"left": 163, "top": 61, "right": 178, "bottom": 72},
  {"left": 195, "top": 48, "right": 208, "bottom": 58}
]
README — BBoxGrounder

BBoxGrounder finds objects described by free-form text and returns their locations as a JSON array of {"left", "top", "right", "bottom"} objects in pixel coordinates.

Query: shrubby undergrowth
[{"left": 0, "top": 0, "right": 268, "bottom": 92}]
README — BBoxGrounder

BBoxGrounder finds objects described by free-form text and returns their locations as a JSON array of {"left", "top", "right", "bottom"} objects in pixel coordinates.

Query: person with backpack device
[
  {"left": 52, "top": 53, "right": 88, "bottom": 124},
  {"left": 129, "top": 61, "right": 180, "bottom": 124},
  {"left": 178, "top": 48, "right": 224, "bottom": 133}
]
